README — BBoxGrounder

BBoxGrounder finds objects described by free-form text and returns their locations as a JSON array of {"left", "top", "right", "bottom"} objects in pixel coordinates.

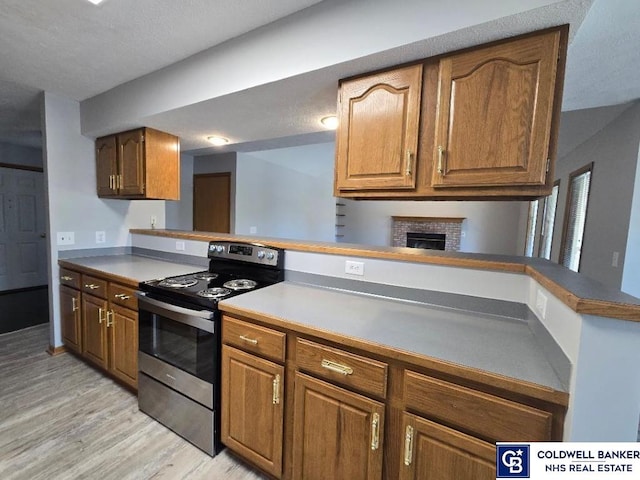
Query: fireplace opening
[{"left": 406, "top": 232, "right": 446, "bottom": 250}]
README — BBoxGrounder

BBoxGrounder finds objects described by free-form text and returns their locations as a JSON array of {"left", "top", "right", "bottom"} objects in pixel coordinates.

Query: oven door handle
[{"left": 136, "top": 292, "right": 215, "bottom": 333}]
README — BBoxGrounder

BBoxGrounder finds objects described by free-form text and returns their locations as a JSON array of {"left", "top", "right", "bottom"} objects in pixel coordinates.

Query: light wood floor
[{"left": 0, "top": 324, "right": 267, "bottom": 480}]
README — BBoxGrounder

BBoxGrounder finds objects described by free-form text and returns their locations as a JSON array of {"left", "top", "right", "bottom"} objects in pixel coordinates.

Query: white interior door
[{"left": 0, "top": 167, "right": 48, "bottom": 291}]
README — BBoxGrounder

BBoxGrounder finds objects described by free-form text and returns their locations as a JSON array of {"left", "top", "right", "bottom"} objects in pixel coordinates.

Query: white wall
[
  {"left": 165, "top": 153, "right": 194, "bottom": 231},
  {"left": 551, "top": 102, "right": 640, "bottom": 289},
  {"left": 341, "top": 199, "right": 525, "bottom": 255},
  {"left": 42, "top": 92, "right": 167, "bottom": 346},
  {"left": 622, "top": 139, "right": 640, "bottom": 297},
  {"left": 235, "top": 143, "right": 335, "bottom": 241},
  {"left": 80, "top": 0, "right": 564, "bottom": 135},
  {"left": 0, "top": 142, "right": 42, "bottom": 168}
]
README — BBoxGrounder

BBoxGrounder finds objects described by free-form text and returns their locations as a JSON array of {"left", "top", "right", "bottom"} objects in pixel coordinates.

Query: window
[
  {"left": 538, "top": 180, "right": 560, "bottom": 260},
  {"left": 560, "top": 163, "right": 593, "bottom": 272},
  {"left": 524, "top": 199, "right": 539, "bottom": 257}
]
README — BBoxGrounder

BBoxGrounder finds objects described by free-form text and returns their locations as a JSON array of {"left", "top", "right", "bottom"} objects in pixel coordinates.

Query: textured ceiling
[{"left": 0, "top": 0, "right": 639, "bottom": 153}]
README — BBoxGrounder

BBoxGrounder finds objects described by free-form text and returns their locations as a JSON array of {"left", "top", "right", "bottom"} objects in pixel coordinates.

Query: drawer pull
[
  {"left": 61, "top": 275, "right": 74, "bottom": 281},
  {"left": 404, "top": 425, "right": 414, "bottom": 466},
  {"left": 371, "top": 413, "right": 380, "bottom": 450},
  {"left": 114, "top": 293, "right": 131, "bottom": 300},
  {"left": 272, "top": 374, "right": 280, "bottom": 405},
  {"left": 71, "top": 297, "right": 78, "bottom": 312},
  {"left": 321, "top": 359, "right": 353, "bottom": 376},
  {"left": 85, "top": 284, "right": 100, "bottom": 290},
  {"left": 239, "top": 335, "right": 258, "bottom": 345}
]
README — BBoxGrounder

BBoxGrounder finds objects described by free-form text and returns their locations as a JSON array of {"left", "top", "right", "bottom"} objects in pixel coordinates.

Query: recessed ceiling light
[
  {"left": 320, "top": 115, "right": 338, "bottom": 130},
  {"left": 86, "top": 0, "right": 105, "bottom": 4},
  {"left": 207, "top": 135, "right": 229, "bottom": 146}
]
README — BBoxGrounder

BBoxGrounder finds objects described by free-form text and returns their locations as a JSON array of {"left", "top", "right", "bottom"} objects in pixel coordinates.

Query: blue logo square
[{"left": 497, "top": 444, "right": 530, "bottom": 478}]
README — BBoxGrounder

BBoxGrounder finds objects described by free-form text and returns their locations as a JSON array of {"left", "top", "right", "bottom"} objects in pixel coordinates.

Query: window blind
[
  {"left": 561, "top": 169, "right": 592, "bottom": 271},
  {"left": 539, "top": 183, "right": 559, "bottom": 260}
]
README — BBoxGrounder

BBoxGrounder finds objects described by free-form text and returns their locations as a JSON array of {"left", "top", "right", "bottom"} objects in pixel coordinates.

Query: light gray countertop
[
  {"left": 220, "top": 281, "right": 567, "bottom": 393},
  {"left": 58, "top": 254, "right": 202, "bottom": 284}
]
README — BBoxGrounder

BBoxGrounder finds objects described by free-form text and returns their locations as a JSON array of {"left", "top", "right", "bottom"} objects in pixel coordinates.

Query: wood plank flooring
[{"left": 0, "top": 324, "right": 267, "bottom": 480}]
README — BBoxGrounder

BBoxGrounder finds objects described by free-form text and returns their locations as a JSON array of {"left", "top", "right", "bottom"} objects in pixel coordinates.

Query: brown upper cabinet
[
  {"left": 96, "top": 127, "right": 180, "bottom": 200},
  {"left": 335, "top": 65, "right": 423, "bottom": 191},
  {"left": 334, "top": 26, "right": 568, "bottom": 200}
]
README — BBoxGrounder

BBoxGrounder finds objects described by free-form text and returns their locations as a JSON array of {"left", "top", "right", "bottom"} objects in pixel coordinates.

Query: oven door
[{"left": 138, "top": 293, "right": 217, "bottom": 385}]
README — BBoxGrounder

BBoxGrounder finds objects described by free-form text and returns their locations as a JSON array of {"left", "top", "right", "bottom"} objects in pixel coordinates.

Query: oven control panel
[{"left": 208, "top": 241, "right": 282, "bottom": 267}]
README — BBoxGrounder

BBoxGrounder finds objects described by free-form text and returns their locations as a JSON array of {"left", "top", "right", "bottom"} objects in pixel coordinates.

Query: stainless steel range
[{"left": 136, "top": 241, "right": 284, "bottom": 455}]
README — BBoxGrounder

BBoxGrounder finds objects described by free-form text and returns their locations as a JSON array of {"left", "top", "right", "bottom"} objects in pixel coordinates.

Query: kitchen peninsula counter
[
  {"left": 131, "top": 229, "right": 640, "bottom": 322},
  {"left": 220, "top": 281, "right": 568, "bottom": 406}
]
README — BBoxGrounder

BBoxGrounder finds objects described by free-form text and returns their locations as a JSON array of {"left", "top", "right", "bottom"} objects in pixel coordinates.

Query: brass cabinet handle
[
  {"left": 404, "top": 425, "right": 414, "bottom": 466},
  {"left": 118, "top": 174, "right": 123, "bottom": 190},
  {"left": 371, "top": 412, "right": 380, "bottom": 451},
  {"left": 437, "top": 145, "right": 445, "bottom": 175},
  {"left": 114, "top": 293, "right": 131, "bottom": 300},
  {"left": 321, "top": 359, "right": 353, "bottom": 376},
  {"left": 405, "top": 151, "right": 413, "bottom": 176},
  {"left": 239, "top": 335, "right": 258, "bottom": 345},
  {"left": 85, "top": 284, "right": 100, "bottom": 290},
  {"left": 71, "top": 297, "right": 78, "bottom": 312},
  {"left": 61, "top": 275, "right": 74, "bottom": 281},
  {"left": 106, "top": 310, "right": 114, "bottom": 327},
  {"left": 109, "top": 175, "right": 114, "bottom": 190},
  {"left": 272, "top": 374, "right": 280, "bottom": 405},
  {"left": 98, "top": 307, "right": 105, "bottom": 324}
]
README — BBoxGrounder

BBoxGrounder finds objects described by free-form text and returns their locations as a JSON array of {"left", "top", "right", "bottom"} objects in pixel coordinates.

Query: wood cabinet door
[
  {"left": 221, "top": 345, "right": 284, "bottom": 478},
  {"left": 335, "top": 64, "right": 422, "bottom": 192},
  {"left": 60, "top": 285, "right": 81, "bottom": 354},
  {"left": 117, "top": 129, "right": 145, "bottom": 197},
  {"left": 399, "top": 413, "right": 495, "bottom": 480},
  {"left": 432, "top": 30, "right": 561, "bottom": 188},
  {"left": 108, "top": 304, "right": 138, "bottom": 389},
  {"left": 82, "top": 293, "right": 108, "bottom": 369},
  {"left": 96, "top": 135, "right": 118, "bottom": 197},
  {"left": 292, "top": 372, "right": 384, "bottom": 480}
]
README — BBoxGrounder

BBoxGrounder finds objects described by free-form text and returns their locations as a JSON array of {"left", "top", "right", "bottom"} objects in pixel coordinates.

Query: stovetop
[{"left": 139, "top": 241, "right": 285, "bottom": 310}]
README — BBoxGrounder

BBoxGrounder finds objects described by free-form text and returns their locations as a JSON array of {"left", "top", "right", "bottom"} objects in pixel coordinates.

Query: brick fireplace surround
[{"left": 391, "top": 216, "right": 465, "bottom": 251}]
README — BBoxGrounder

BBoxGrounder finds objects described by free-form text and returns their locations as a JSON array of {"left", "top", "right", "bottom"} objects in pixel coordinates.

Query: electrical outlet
[
  {"left": 56, "top": 232, "right": 75, "bottom": 246},
  {"left": 150, "top": 215, "right": 157, "bottom": 229},
  {"left": 249, "top": 226, "right": 257, "bottom": 234},
  {"left": 535, "top": 289, "right": 548, "bottom": 320},
  {"left": 612, "top": 251, "right": 620, "bottom": 267},
  {"left": 95, "top": 231, "right": 106, "bottom": 244},
  {"left": 175, "top": 241, "right": 186, "bottom": 251},
  {"left": 345, "top": 260, "right": 364, "bottom": 276}
]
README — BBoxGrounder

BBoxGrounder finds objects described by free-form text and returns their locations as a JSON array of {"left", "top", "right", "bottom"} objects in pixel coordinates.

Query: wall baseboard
[{"left": 47, "top": 345, "right": 67, "bottom": 356}]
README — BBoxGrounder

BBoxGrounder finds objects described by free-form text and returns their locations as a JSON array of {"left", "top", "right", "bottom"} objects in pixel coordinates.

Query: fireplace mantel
[{"left": 391, "top": 216, "right": 465, "bottom": 223}]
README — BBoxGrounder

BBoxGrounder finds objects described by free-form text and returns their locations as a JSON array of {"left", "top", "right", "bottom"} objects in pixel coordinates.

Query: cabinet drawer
[
  {"left": 82, "top": 274, "right": 108, "bottom": 298},
  {"left": 296, "top": 338, "right": 388, "bottom": 399},
  {"left": 222, "top": 316, "right": 285, "bottom": 363},
  {"left": 404, "top": 370, "right": 552, "bottom": 442},
  {"left": 59, "top": 268, "right": 81, "bottom": 289},
  {"left": 109, "top": 283, "right": 138, "bottom": 310}
]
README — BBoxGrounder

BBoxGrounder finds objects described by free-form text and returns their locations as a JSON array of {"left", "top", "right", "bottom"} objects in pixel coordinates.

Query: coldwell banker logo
[{"left": 497, "top": 444, "right": 530, "bottom": 478}]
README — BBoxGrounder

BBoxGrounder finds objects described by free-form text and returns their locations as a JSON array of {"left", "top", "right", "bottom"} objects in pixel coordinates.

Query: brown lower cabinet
[
  {"left": 82, "top": 292, "right": 109, "bottom": 369},
  {"left": 292, "top": 372, "right": 385, "bottom": 480},
  {"left": 60, "top": 285, "right": 82, "bottom": 354},
  {"left": 399, "top": 413, "right": 495, "bottom": 480},
  {"left": 221, "top": 345, "right": 284, "bottom": 478},
  {"left": 57, "top": 264, "right": 139, "bottom": 390},
  {"left": 219, "top": 313, "right": 567, "bottom": 480}
]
